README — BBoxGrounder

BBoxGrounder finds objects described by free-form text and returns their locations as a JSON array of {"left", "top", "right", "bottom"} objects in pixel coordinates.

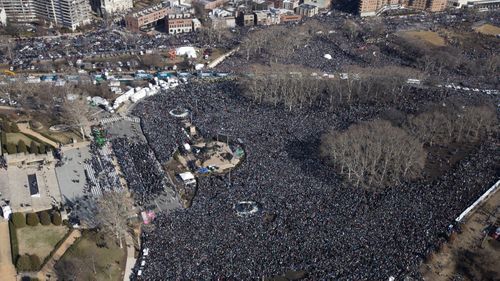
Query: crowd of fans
[
  {"left": 128, "top": 80, "right": 498, "bottom": 280},
  {"left": 111, "top": 138, "right": 169, "bottom": 205},
  {"left": 5, "top": 26, "right": 242, "bottom": 70},
  {"left": 217, "top": 10, "right": 499, "bottom": 90},
  {"left": 83, "top": 142, "right": 122, "bottom": 196}
]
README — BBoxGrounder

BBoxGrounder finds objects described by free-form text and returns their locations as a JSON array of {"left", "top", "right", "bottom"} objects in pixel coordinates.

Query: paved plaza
[
  {"left": 55, "top": 146, "right": 90, "bottom": 203},
  {"left": 1, "top": 159, "right": 61, "bottom": 213},
  {"left": 104, "top": 118, "right": 146, "bottom": 142}
]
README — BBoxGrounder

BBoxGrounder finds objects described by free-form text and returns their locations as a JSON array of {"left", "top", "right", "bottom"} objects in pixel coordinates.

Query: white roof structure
[
  {"left": 176, "top": 47, "right": 197, "bottom": 59},
  {"left": 1, "top": 205, "right": 12, "bottom": 220},
  {"left": 179, "top": 172, "right": 195, "bottom": 181}
]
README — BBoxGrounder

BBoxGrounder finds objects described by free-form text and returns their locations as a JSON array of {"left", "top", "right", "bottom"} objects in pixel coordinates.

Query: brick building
[
  {"left": 280, "top": 13, "right": 302, "bottom": 23},
  {"left": 359, "top": 0, "right": 446, "bottom": 16},
  {"left": 125, "top": 4, "right": 171, "bottom": 32}
]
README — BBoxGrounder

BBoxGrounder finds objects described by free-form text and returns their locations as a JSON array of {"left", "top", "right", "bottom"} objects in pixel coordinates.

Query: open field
[
  {"left": 17, "top": 225, "right": 68, "bottom": 260},
  {"left": 474, "top": 24, "right": 500, "bottom": 36},
  {"left": 55, "top": 231, "right": 126, "bottom": 281},
  {"left": 399, "top": 30, "right": 446, "bottom": 46}
]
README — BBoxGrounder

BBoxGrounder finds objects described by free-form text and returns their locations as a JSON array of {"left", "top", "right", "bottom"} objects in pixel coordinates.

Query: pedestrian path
[
  {"left": 17, "top": 123, "right": 59, "bottom": 148},
  {"left": 0, "top": 221, "right": 17, "bottom": 281},
  {"left": 36, "top": 229, "right": 81, "bottom": 280},
  {"left": 123, "top": 233, "right": 136, "bottom": 281},
  {"left": 100, "top": 116, "right": 140, "bottom": 125}
]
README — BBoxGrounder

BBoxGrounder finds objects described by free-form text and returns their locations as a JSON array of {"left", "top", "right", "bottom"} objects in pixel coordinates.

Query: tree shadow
[{"left": 454, "top": 250, "right": 498, "bottom": 281}]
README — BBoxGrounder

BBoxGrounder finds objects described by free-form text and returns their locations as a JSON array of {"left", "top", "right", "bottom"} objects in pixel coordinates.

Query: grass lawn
[
  {"left": 474, "top": 24, "right": 500, "bottom": 36},
  {"left": 399, "top": 31, "right": 446, "bottom": 47},
  {"left": 6, "top": 133, "right": 42, "bottom": 146},
  {"left": 55, "top": 231, "right": 126, "bottom": 281},
  {"left": 17, "top": 225, "right": 68, "bottom": 260}
]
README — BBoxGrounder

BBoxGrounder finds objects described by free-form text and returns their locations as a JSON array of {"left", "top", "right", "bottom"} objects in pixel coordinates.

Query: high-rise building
[
  {"left": 0, "top": 0, "right": 37, "bottom": 23},
  {"left": 0, "top": 0, "right": 91, "bottom": 30},
  {"left": 35, "top": 0, "right": 92, "bottom": 30},
  {"left": 91, "top": 0, "right": 133, "bottom": 16}
]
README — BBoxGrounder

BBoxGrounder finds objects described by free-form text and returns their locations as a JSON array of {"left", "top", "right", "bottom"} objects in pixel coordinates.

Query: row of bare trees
[
  {"left": 321, "top": 120, "right": 426, "bottom": 189},
  {"left": 407, "top": 104, "right": 497, "bottom": 146},
  {"left": 241, "top": 64, "right": 422, "bottom": 110},
  {"left": 240, "top": 21, "right": 328, "bottom": 63},
  {"left": 321, "top": 103, "right": 497, "bottom": 189}
]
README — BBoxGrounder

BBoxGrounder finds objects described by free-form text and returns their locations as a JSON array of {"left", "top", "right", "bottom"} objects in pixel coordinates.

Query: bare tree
[
  {"left": 407, "top": 104, "right": 497, "bottom": 146},
  {"left": 321, "top": 120, "right": 426, "bottom": 189},
  {"left": 76, "top": 191, "right": 135, "bottom": 248},
  {"left": 61, "top": 95, "right": 92, "bottom": 139},
  {"left": 96, "top": 191, "right": 134, "bottom": 248}
]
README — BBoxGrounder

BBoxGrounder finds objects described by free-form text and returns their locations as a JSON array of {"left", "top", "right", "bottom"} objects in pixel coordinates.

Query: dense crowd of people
[
  {"left": 111, "top": 138, "right": 169, "bottom": 205},
  {"left": 5, "top": 25, "right": 242, "bottom": 70},
  {"left": 126, "top": 80, "right": 498, "bottom": 280},
  {"left": 217, "top": 10, "right": 499, "bottom": 90},
  {"left": 83, "top": 142, "right": 122, "bottom": 196}
]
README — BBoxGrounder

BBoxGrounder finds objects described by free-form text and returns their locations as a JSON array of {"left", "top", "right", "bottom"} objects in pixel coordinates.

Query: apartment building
[
  {"left": 252, "top": 0, "right": 274, "bottom": 10},
  {"left": 296, "top": 3, "right": 319, "bottom": 16},
  {"left": 359, "top": 0, "right": 446, "bottom": 16},
  {"left": 0, "top": 0, "right": 91, "bottom": 29},
  {"left": 92, "top": 0, "right": 133, "bottom": 16},
  {"left": 125, "top": 4, "right": 171, "bottom": 31},
  {"left": 0, "top": 8, "right": 6, "bottom": 25},
  {"left": 236, "top": 12, "right": 255, "bottom": 26},
  {"left": 303, "top": 0, "right": 331, "bottom": 9},
  {"left": 254, "top": 10, "right": 280, "bottom": 25},
  {"left": 165, "top": 13, "right": 196, "bottom": 34},
  {"left": 34, "top": 0, "right": 92, "bottom": 30},
  {"left": 210, "top": 16, "right": 236, "bottom": 29},
  {"left": 195, "top": 0, "right": 229, "bottom": 10},
  {"left": 422, "top": 0, "right": 447, "bottom": 11},
  {"left": 283, "top": 0, "right": 300, "bottom": 10},
  {"left": 0, "top": 0, "right": 37, "bottom": 23}
]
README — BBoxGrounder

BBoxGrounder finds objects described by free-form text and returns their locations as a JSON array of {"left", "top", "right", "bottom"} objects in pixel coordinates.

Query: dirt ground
[
  {"left": 399, "top": 30, "right": 446, "bottom": 47},
  {"left": 0, "top": 221, "right": 17, "bottom": 281},
  {"left": 421, "top": 185, "right": 500, "bottom": 281},
  {"left": 474, "top": 24, "right": 500, "bottom": 36}
]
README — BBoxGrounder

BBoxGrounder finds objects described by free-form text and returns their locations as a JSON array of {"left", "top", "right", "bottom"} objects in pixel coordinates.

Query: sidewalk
[
  {"left": 17, "top": 123, "right": 59, "bottom": 148},
  {"left": 0, "top": 221, "right": 17, "bottom": 281},
  {"left": 123, "top": 233, "right": 136, "bottom": 281},
  {"left": 36, "top": 229, "right": 81, "bottom": 280}
]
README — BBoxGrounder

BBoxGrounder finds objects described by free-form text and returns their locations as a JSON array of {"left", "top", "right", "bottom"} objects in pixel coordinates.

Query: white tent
[
  {"left": 179, "top": 172, "right": 196, "bottom": 185},
  {"left": 176, "top": 47, "right": 197, "bottom": 59}
]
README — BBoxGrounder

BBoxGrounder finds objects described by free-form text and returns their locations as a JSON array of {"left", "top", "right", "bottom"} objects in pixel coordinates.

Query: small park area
[
  {"left": 9, "top": 211, "right": 66, "bottom": 272},
  {"left": 54, "top": 230, "right": 126, "bottom": 281},
  {"left": 17, "top": 224, "right": 68, "bottom": 260}
]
